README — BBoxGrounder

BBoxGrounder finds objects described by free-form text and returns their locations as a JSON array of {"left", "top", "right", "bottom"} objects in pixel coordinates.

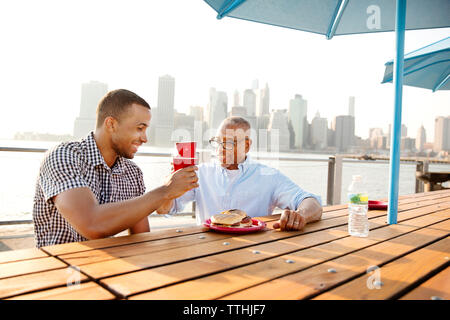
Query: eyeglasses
[{"left": 209, "top": 137, "right": 247, "bottom": 150}]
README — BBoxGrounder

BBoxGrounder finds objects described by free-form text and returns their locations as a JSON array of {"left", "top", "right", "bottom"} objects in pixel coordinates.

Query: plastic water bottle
[{"left": 347, "top": 175, "right": 369, "bottom": 237}]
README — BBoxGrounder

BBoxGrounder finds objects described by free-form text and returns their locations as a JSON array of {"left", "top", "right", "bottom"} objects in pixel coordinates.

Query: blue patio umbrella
[
  {"left": 203, "top": 0, "right": 450, "bottom": 224},
  {"left": 382, "top": 37, "right": 450, "bottom": 91}
]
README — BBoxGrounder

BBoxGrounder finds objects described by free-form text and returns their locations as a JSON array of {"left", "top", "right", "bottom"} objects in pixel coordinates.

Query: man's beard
[{"left": 112, "top": 141, "right": 134, "bottom": 159}]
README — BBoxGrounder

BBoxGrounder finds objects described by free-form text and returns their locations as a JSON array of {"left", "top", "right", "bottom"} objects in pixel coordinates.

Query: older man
[{"left": 157, "top": 116, "right": 322, "bottom": 231}]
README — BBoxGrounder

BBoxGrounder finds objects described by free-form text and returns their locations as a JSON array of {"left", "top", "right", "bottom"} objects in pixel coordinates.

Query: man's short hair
[
  {"left": 96, "top": 89, "right": 150, "bottom": 128},
  {"left": 221, "top": 116, "right": 251, "bottom": 131}
]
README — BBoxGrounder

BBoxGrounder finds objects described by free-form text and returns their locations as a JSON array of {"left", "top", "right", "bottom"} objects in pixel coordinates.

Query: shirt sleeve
[
  {"left": 39, "top": 147, "right": 88, "bottom": 203},
  {"left": 271, "top": 170, "right": 322, "bottom": 211},
  {"left": 168, "top": 188, "right": 196, "bottom": 215}
]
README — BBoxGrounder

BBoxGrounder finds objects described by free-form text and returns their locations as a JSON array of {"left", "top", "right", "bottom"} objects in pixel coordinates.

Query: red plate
[
  {"left": 204, "top": 218, "right": 267, "bottom": 234},
  {"left": 369, "top": 200, "right": 388, "bottom": 210}
]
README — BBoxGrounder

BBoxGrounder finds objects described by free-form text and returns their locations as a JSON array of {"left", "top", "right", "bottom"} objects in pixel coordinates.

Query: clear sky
[{"left": 0, "top": 0, "right": 449, "bottom": 141}]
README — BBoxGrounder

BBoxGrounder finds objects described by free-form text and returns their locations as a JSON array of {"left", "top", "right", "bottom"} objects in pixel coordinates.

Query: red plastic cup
[
  {"left": 176, "top": 142, "right": 196, "bottom": 158},
  {"left": 172, "top": 156, "right": 198, "bottom": 172}
]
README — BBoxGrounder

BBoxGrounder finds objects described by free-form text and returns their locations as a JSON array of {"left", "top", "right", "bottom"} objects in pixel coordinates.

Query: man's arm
[
  {"left": 53, "top": 166, "right": 198, "bottom": 239},
  {"left": 273, "top": 197, "right": 322, "bottom": 231},
  {"left": 270, "top": 170, "right": 322, "bottom": 231},
  {"left": 296, "top": 197, "right": 323, "bottom": 223},
  {"left": 156, "top": 187, "right": 196, "bottom": 215},
  {"left": 129, "top": 217, "right": 150, "bottom": 234},
  {"left": 156, "top": 199, "right": 174, "bottom": 214}
]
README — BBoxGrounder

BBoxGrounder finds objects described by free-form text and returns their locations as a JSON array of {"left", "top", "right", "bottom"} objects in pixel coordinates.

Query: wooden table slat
[
  {"left": 105, "top": 208, "right": 450, "bottom": 298},
  {"left": 41, "top": 190, "right": 450, "bottom": 257},
  {"left": 7, "top": 281, "right": 116, "bottom": 300},
  {"left": 317, "top": 194, "right": 450, "bottom": 223},
  {"left": 399, "top": 266, "right": 450, "bottom": 300},
  {"left": 100, "top": 226, "right": 350, "bottom": 298},
  {"left": 271, "top": 192, "right": 450, "bottom": 222},
  {"left": 221, "top": 219, "right": 450, "bottom": 300},
  {"left": 41, "top": 225, "right": 207, "bottom": 256},
  {"left": 312, "top": 236, "right": 450, "bottom": 300},
  {"left": 67, "top": 202, "right": 450, "bottom": 280},
  {"left": 1, "top": 190, "right": 449, "bottom": 300},
  {"left": 56, "top": 195, "right": 450, "bottom": 269},
  {"left": 58, "top": 231, "right": 233, "bottom": 267},
  {"left": 0, "top": 267, "right": 88, "bottom": 299},
  {"left": 0, "top": 256, "right": 68, "bottom": 280},
  {"left": 125, "top": 210, "right": 450, "bottom": 299},
  {"left": 0, "top": 248, "right": 48, "bottom": 264}
]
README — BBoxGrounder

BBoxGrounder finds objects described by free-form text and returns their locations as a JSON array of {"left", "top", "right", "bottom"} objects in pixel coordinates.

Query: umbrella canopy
[
  {"left": 382, "top": 37, "right": 450, "bottom": 91},
  {"left": 203, "top": 0, "right": 450, "bottom": 225},
  {"left": 205, "top": 0, "right": 450, "bottom": 39}
]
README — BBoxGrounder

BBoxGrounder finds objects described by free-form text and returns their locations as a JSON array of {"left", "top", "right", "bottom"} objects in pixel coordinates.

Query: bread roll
[
  {"left": 211, "top": 209, "right": 252, "bottom": 227},
  {"left": 211, "top": 213, "right": 242, "bottom": 226},
  {"left": 221, "top": 209, "right": 247, "bottom": 219}
]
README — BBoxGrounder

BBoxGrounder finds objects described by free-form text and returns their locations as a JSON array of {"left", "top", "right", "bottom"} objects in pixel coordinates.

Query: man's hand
[
  {"left": 164, "top": 166, "right": 199, "bottom": 200},
  {"left": 273, "top": 209, "right": 307, "bottom": 231}
]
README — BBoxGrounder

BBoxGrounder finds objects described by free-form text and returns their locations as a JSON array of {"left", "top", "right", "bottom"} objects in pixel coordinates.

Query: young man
[
  {"left": 157, "top": 116, "right": 322, "bottom": 231},
  {"left": 33, "top": 89, "right": 198, "bottom": 247}
]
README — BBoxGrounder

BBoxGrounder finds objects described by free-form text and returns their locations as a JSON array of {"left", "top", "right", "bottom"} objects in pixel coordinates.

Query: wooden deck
[{"left": 0, "top": 189, "right": 449, "bottom": 300}]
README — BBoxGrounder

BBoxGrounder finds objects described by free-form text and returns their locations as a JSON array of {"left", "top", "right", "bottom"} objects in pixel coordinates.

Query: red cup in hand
[
  {"left": 172, "top": 156, "right": 198, "bottom": 172},
  {"left": 176, "top": 142, "right": 196, "bottom": 158}
]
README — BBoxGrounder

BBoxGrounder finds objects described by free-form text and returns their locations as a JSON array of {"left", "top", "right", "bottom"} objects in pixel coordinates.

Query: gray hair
[{"left": 220, "top": 116, "right": 251, "bottom": 131}]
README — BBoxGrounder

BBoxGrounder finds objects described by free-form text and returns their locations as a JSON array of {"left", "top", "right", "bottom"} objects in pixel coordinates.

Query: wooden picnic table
[{"left": 0, "top": 189, "right": 449, "bottom": 300}]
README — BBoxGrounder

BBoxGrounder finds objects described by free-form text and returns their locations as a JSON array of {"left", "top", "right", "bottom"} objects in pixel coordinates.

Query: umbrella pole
[{"left": 387, "top": 0, "right": 406, "bottom": 225}]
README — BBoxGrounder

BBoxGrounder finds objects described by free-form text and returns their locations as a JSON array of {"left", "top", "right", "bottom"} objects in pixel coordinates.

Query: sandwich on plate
[{"left": 210, "top": 209, "right": 253, "bottom": 228}]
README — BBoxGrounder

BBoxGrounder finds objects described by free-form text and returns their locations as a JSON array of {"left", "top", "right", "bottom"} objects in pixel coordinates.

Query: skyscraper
[
  {"left": 288, "top": 94, "right": 308, "bottom": 149},
  {"left": 257, "top": 83, "right": 270, "bottom": 116},
  {"left": 311, "top": 111, "right": 328, "bottom": 150},
  {"left": 233, "top": 90, "right": 240, "bottom": 107},
  {"left": 251, "top": 79, "right": 259, "bottom": 90},
  {"left": 416, "top": 125, "right": 426, "bottom": 152},
  {"left": 369, "top": 128, "right": 385, "bottom": 150},
  {"left": 401, "top": 124, "right": 408, "bottom": 137},
  {"left": 348, "top": 96, "right": 355, "bottom": 117},
  {"left": 434, "top": 116, "right": 450, "bottom": 152},
  {"left": 189, "top": 106, "right": 206, "bottom": 147},
  {"left": 173, "top": 112, "right": 195, "bottom": 143},
  {"left": 332, "top": 115, "right": 355, "bottom": 152},
  {"left": 207, "top": 88, "right": 228, "bottom": 131},
  {"left": 243, "top": 89, "right": 256, "bottom": 116},
  {"left": 156, "top": 75, "right": 175, "bottom": 126},
  {"left": 189, "top": 106, "right": 204, "bottom": 123},
  {"left": 256, "top": 114, "right": 270, "bottom": 151},
  {"left": 268, "top": 109, "right": 290, "bottom": 152},
  {"left": 73, "top": 81, "right": 108, "bottom": 139},
  {"left": 386, "top": 123, "right": 408, "bottom": 149},
  {"left": 155, "top": 75, "right": 175, "bottom": 146}
]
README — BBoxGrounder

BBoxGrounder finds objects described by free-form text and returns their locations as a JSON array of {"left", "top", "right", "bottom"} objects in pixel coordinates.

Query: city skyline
[
  {"left": 11, "top": 77, "right": 450, "bottom": 156},
  {"left": 0, "top": 1, "right": 449, "bottom": 142},
  {"left": 65, "top": 79, "right": 450, "bottom": 156}
]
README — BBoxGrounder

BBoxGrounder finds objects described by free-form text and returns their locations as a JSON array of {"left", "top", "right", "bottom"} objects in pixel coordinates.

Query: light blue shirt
[{"left": 170, "top": 156, "right": 322, "bottom": 225}]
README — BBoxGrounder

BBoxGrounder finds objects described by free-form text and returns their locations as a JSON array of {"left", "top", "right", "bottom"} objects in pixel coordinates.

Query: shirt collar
[
  {"left": 238, "top": 154, "right": 252, "bottom": 172},
  {"left": 217, "top": 154, "right": 252, "bottom": 175},
  {"left": 84, "top": 131, "right": 125, "bottom": 173}
]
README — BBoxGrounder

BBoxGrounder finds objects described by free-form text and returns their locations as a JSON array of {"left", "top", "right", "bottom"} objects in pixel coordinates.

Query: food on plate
[{"left": 211, "top": 209, "right": 253, "bottom": 228}]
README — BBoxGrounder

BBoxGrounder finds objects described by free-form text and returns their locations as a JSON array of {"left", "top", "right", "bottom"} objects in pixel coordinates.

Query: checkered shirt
[{"left": 33, "top": 132, "right": 146, "bottom": 248}]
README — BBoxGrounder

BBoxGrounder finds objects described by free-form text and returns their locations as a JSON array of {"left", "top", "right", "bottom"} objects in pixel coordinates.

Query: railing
[{"left": 0, "top": 147, "right": 448, "bottom": 226}]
